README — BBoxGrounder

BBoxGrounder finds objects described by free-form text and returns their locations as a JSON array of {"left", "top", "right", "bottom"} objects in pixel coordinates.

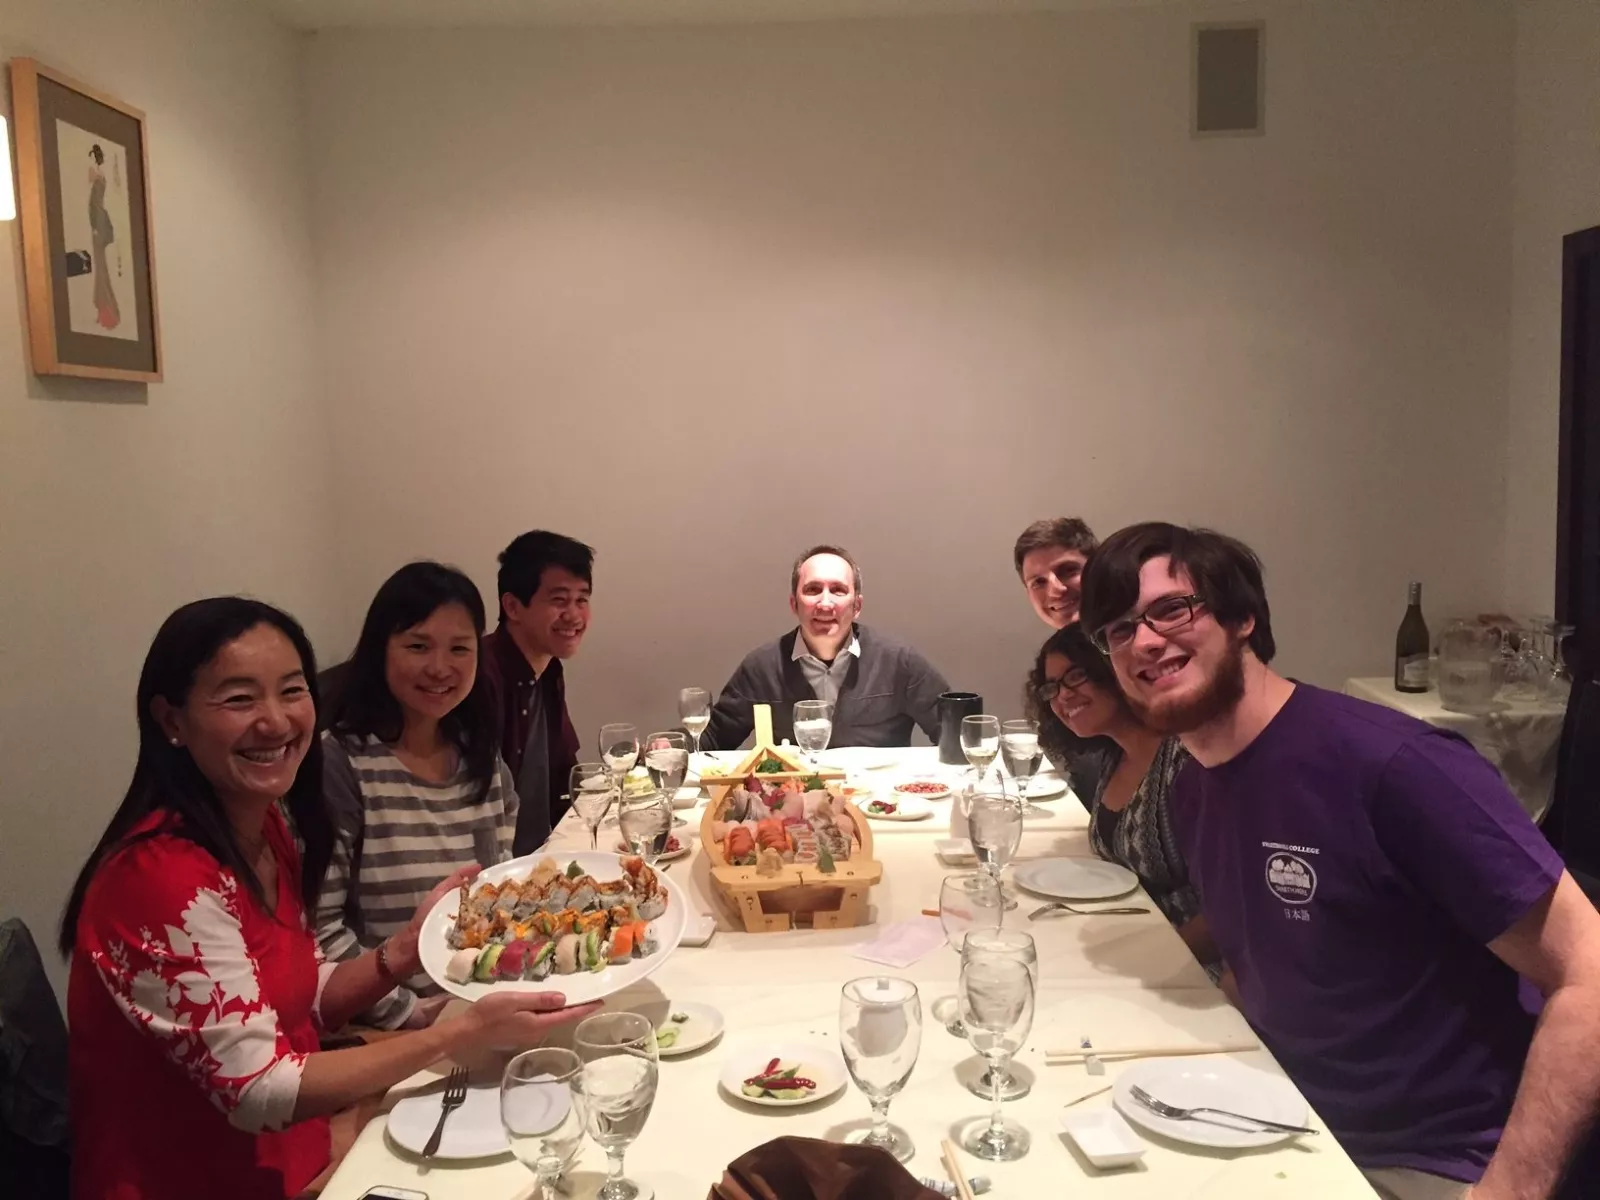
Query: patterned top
[
  {"left": 1085, "top": 737, "right": 1202, "bottom": 931},
  {"left": 67, "top": 806, "right": 334, "bottom": 1200},
  {"left": 315, "top": 732, "right": 519, "bottom": 1028}
]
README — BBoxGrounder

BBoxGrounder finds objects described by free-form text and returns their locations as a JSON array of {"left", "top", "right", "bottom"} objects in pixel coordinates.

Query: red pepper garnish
[
  {"left": 744, "top": 1075, "right": 817, "bottom": 1090},
  {"left": 762, "top": 1057, "right": 780, "bottom": 1076}
]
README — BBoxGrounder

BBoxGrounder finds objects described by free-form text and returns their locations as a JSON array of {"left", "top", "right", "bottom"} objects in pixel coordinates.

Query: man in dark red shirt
[{"left": 480, "top": 530, "right": 592, "bottom": 854}]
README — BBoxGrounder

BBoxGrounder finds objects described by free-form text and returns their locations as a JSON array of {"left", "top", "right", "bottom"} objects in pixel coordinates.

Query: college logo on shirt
[{"left": 1263, "top": 848, "right": 1318, "bottom": 905}]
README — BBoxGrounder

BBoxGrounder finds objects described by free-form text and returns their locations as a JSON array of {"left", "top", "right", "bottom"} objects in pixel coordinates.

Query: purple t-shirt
[{"left": 1171, "top": 683, "right": 1563, "bottom": 1182}]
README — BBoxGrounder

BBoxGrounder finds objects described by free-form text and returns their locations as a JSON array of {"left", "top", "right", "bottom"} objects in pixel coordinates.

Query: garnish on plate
[
  {"left": 866, "top": 800, "right": 899, "bottom": 816},
  {"left": 655, "top": 1011, "right": 691, "bottom": 1049},
  {"left": 895, "top": 780, "right": 947, "bottom": 795},
  {"left": 741, "top": 1057, "right": 818, "bottom": 1100}
]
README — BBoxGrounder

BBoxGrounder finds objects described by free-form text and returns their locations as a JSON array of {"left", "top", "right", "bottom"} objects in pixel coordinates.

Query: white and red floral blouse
[{"left": 68, "top": 806, "right": 335, "bottom": 1199}]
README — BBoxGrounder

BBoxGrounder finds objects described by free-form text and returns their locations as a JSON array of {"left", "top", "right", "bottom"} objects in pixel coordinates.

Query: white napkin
[{"left": 847, "top": 918, "right": 947, "bottom": 968}]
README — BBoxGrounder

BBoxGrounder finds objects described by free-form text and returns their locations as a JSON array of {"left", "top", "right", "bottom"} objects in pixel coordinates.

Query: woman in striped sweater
[{"left": 316, "top": 562, "right": 520, "bottom": 1028}]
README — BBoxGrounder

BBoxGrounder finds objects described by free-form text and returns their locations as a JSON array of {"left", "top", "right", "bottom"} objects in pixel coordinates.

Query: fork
[
  {"left": 1129, "top": 1083, "right": 1318, "bottom": 1135},
  {"left": 421, "top": 1066, "right": 470, "bottom": 1159},
  {"left": 1027, "top": 901, "right": 1150, "bottom": 920}
]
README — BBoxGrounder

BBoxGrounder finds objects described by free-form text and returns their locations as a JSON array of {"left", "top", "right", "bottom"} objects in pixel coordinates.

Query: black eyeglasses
[
  {"left": 1092, "top": 594, "right": 1206, "bottom": 654},
  {"left": 1035, "top": 667, "right": 1091, "bottom": 704}
]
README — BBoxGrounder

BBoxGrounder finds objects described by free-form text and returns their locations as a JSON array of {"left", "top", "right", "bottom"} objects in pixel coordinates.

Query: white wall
[
  {"left": 1505, "top": 0, "right": 1600, "bottom": 613},
  {"left": 305, "top": 1, "right": 1514, "bottom": 746},
  {"left": 0, "top": 0, "right": 334, "bottom": 994}
]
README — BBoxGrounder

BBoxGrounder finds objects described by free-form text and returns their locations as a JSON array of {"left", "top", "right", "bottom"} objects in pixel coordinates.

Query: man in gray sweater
[{"left": 702, "top": 545, "right": 950, "bottom": 750}]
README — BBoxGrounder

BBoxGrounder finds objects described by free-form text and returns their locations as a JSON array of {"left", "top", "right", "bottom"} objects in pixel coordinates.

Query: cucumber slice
[
  {"left": 741, "top": 1083, "right": 765, "bottom": 1098},
  {"left": 472, "top": 944, "right": 504, "bottom": 982}
]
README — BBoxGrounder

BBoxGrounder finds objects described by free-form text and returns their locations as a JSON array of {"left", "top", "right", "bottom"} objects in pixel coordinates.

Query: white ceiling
[{"left": 263, "top": 0, "right": 1174, "bottom": 31}]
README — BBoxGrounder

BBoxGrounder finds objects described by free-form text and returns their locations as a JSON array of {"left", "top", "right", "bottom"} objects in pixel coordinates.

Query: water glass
[
  {"left": 961, "top": 714, "right": 1001, "bottom": 783},
  {"left": 1000, "top": 718, "right": 1046, "bottom": 816},
  {"left": 938, "top": 873, "right": 1002, "bottom": 1037},
  {"left": 793, "top": 699, "right": 834, "bottom": 763},
  {"left": 957, "top": 950, "right": 1035, "bottom": 1161},
  {"left": 961, "top": 930, "right": 1037, "bottom": 1101},
  {"left": 574, "top": 1012, "right": 660, "bottom": 1200},
  {"left": 967, "top": 785, "right": 1023, "bottom": 910},
  {"left": 618, "top": 790, "right": 673, "bottom": 865},
  {"left": 501, "top": 1048, "right": 587, "bottom": 1200},
  {"left": 642, "top": 731, "right": 690, "bottom": 795},
  {"left": 570, "top": 762, "right": 617, "bottom": 850},
  {"left": 839, "top": 977, "right": 922, "bottom": 1162},
  {"left": 599, "top": 723, "right": 640, "bottom": 788},
  {"left": 678, "top": 687, "right": 711, "bottom": 756}
]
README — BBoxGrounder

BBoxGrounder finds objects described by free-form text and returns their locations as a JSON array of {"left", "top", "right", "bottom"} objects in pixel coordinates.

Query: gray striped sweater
[{"left": 315, "top": 732, "right": 520, "bottom": 1027}]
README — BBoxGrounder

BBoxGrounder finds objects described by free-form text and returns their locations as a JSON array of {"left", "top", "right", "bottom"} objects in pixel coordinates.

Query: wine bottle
[{"left": 1394, "top": 582, "right": 1430, "bottom": 693}]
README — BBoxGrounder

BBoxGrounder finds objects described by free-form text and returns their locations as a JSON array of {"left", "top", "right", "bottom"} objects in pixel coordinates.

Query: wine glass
[
  {"left": 574, "top": 1012, "right": 660, "bottom": 1200},
  {"left": 642, "top": 732, "right": 690, "bottom": 795},
  {"left": 793, "top": 700, "right": 833, "bottom": 766},
  {"left": 957, "top": 949, "right": 1035, "bottom": 1161},
  {"left": 961, "top": 715, "right": 1001, "bottom": 784},
  {"left": 961, "top": 929, "right": 1037, "bottom": 1101},
  {"left": 1000, "top": 718, "right": 1046, "bottom": 817},
  {"left": 967, "top": 784, "right": 1023, "bottom": 911},
  {"left": 618, "top": 790, "right": 673, "bottom": 865},
  {"left": 501, "top": 1047, "right": 588, "bottom": 1200},
  {"left": 600, "top": 723, "right": 640, "bottom": 792},
  {"left": 570, "top": 762, "right": 618, "bottom": 850},
  {"left": 678, "top": 687, "right": 711, "bottom": 757},
  {"left": 839, "top": 977, "right": 922, "bottom": 1163},
  {"left": 938, "top": 873, "right": 1002, "bottom": 1037}
]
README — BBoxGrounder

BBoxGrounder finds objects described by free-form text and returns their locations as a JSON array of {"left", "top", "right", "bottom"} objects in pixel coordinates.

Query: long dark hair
[
  {"left": 325, "top": 561, "right": 499, "bottom": 798},
  {"left": 1023, "top": 623, "right": 1123, "bottom": 769},
  {"left": 60, "top": 598, "right": 332, "bottom": 955}
]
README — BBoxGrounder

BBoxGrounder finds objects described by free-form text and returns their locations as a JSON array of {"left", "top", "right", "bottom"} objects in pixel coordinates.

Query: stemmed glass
[
  {"left": 643, "top": 732, "right": 690, "bottom": 795},
  {"left": 570, "top": 762, "right": 618, "bottom": 850},
  {"left": 937, "top": 873, "right": 1002, "bottom": 1037},
  {"left": 678, "top": 687, "right": 711, "bottom": 758},
  {"left": 618, "top": 790, "right": 673, "bottom": 866},
  {"left": 574, "top": 1012, "right": 660, "bottom": 1200},
  {"left": 1000, "top": 718, "right": 1047, "bottom": 818},
  {"left": 957, "top": 947, "right": 1035, "bottom": 1161},
  {"left": 961, "top": 929, "right": 1037, "bottom": 1101},
  {"left": 839, "top": 977, "right": 922, "bottom": 1163},
  {"left": 966, "top": 783, "right": 1023, "bottom": 911},
  {"left": 501, "top": 1047, "right": 588, "bottom": 1200},
  {"left": 600, "top": 723, "right": 640, "bottom": 794},
  {"left": 793, "top": 700, "right": 834, "bottom": 766},
  {"left": 961, "top": 715, "right": 1001, "bottom": 784}
]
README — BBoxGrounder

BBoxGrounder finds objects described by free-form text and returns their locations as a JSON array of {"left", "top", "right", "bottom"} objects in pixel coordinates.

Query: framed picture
[{"left": 10, "top": 58, "right": 162, "bottom": 382}]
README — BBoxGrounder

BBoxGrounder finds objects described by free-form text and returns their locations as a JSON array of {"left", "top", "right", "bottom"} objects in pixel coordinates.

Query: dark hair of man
[
  {"left": 60, "top": 597, "right": 332, "bottom": 955},
  {"left": 1024, "top": 623, "right": 1123, "bottom": 768},
  {"left": 1079, "top": 522, "right": 1276, "bottom": 663},
  {"left": 325, "top": 561, "right": 501, "bottom": 803},
  {"left": 496, "top": 530, "right": 595, "bottom": 620},
  {"left": 1012, "top": 517, "right": 1098, "bottom": 578},
  {"left": 791, "top": 544, "right": 862, "bottom": 595}
]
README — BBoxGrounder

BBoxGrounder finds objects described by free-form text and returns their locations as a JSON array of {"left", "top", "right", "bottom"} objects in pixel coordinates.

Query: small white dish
[
  {"left": 672, "top": 786, "right": 702, "bottom": 810},
  {"left": 1059, "top": 1107, "right": 1146, "bottom": 1169},
  {"left": 654, "top": 1001, "right": 724, "bottom": 1057},
  {"left": 934, "top": 838, "right": 977, "bottom": 865},
  {"left": 891, "top": 779, "right": 953, "bottom": 803},
  {"left": 387, "top": 1083, "right": 508, "bottom": 1160},
  {"left": 862, "top": 796, "right": 934, "bottom": 822},
  {"left": 718, "top": 1038, "right": 847, "bottom": 1108},
  {"left": 614, "top": 837, "right": 691, "bottom": 863},
  {"left": 1112, "top": 1058, "right": 1309, "bottom": 1150},
  {"left": 679, "top": 912, "right": 718, "bottom": 947},
  {"left": 1014, "top": 857, "right": 1139, "bottom": 901},
  {"left": 1026, "top": 774, "right": 1069, "bottom": 800}
]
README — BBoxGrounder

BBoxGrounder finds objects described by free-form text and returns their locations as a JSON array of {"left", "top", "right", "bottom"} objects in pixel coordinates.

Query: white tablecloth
[
  {"left": 321, "top": 747, "right": 1373, "bottom": 1199},
  {"left": 1344, "top": 677, "right": 1565, "bottom": 823}
]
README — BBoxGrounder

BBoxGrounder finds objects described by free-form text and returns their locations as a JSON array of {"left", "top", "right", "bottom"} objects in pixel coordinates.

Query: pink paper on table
[{"left": 848, "top": 918, "right": 947, "bottom": 968}]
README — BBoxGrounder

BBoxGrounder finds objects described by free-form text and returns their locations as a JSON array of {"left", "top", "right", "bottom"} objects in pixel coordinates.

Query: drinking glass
[
  {"left": 961, "top": 715, "right": 1001, "bottom": 783},
  {"left": 678, "top": 687, "right": 711, "bottom": 757},
  {"left": 966, "top": 784, "right": 1023, "bottom": 911},
  {"left": 642, "top": 731, "right": 690, "bottom": 795},
  {"left": 1545, "top": 623, "right": 1576, "bottom": 702},
  {"left": 574, "top": 1012, "right": 660, "bottom": 1200},
  {"left": 600, "top": 723, "right": 640, "bottom": 791},
  {"left": 1000, "top": 718, "right": 1046, "bottom": 817},
  {"left": 961, "top": 929, "right": 1037, "bottom": 1101},
  {"left": 957, "top": 950, "right": 1035, "bottom": 1161},
  {"left": 501, "top": 1047, "right": 588, "bottom": 1200},
  {"left": 570, "top": 762, "right": 618, "bottom": 850},
  {"left": 793, "top": 700, "right": 834, "bottom": 765},
  {"left": 618, "top": 790, "right": 673, "bottom": 865},
  {"left": 839, "top": 977, "right": 922, "bottom": 1163},
  {"left": 938, "top": 873, "right": 1002, "bottom": 1037}
]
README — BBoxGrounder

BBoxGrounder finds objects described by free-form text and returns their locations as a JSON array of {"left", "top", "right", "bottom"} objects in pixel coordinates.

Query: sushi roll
[
  {"left": 492, "top": 880, "right": 522, "bottom": 918},
  {"left": 528, "top": 940, "right": 555, "bottom": 980},
  {"left": 582, "top": 929, "right": 607, "bottom": 972},
  {"left": 473, "top": 943, "right": 505, "bottom": 982},
  {"left": 608, "top": 925, "right": 635, "bottom": 964},
  {"left": 496, "top": 940, "right": 532, "bottom": 979},
  {"left": 576, "top": 909, "right": 608, "bottom": 937},
  {"left": 540, "top": 879, "right": 573, "bottom": 913},
  {"left": 444, "top": 947, "right": 480, "bottom": 984},
  {"left": 553, "top": 933, "right": 583, "bottom": 975},
  {"left": 566, "top": 877, "right": 599, "bottom": 912}
]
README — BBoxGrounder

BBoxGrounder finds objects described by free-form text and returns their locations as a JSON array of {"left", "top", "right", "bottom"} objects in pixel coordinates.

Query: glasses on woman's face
[
  {"left": 1092, "top": 593, "right": 1205, "bottom": 654},
  {"left": 1034, "top": 668, "right": 1090, "bottom": 705}
]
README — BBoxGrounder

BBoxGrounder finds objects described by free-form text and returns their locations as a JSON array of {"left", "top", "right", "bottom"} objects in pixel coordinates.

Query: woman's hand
[
  {"left": 458, "top": 991, "right": 604, "bottom": 1052},
  {"left": 386, "top": 865, "right": 481, "bottom": 979}
]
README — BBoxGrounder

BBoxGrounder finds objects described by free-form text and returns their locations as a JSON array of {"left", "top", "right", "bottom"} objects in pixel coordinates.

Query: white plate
[
  {"left": 1026, "top": 774, "right": 1068, "bottom": 800},
  {"left": 861, "top": 797, "right": 934, "bottom": 822},
  {"left": 1013, "top": 857, "right": 1138, "bottom": 901},
  {"left": 817, "top": 750, "right": 900, "bottom": 772},
  {"left": 420, "top": 851, "right": 686, "bottom": 1004},
  {"left": 387, "top": 1083, "right": 508, "bottom": 1160},
  {"left": 718, "top": 1038, "right": 847, "bottom": 1108},
  {"left": 1112, "top": 1058, "right": 1309, "bottom": 1150},
  {"left": 613, "top": 838, "right": 692, "bottom": 863},
  {"left": 672, "top": 786, "right": 702, "bottom": 810},
  {"left": 1058, "top": 1107, "right": 1146, "bottom": 1169},
  {"left": 655, "top": 1001, "right": 725, "bottom": 1057},
  {"left": 934, "top": 838, "right": 977, "bottom": 865},
  {"left": 891, "top": 780, "right": 953, "bottom": 803}
]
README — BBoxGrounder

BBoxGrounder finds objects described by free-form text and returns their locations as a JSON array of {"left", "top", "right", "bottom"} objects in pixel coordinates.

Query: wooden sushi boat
[{"left": 699, "top": 704, "right": 882, "bottom": 933}]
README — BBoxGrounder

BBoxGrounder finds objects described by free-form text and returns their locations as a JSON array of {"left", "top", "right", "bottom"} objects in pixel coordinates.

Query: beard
[{"left": 1128, "top": 633, "right": 1247, "bottom": 735}]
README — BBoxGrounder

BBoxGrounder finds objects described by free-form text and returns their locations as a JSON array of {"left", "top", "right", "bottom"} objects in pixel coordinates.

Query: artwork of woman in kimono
[{"left": 87, "top": 143, "right": 120, "bottom": 330}]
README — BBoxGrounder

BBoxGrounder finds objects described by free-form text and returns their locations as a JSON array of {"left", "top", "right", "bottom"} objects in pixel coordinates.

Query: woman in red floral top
[{"left": 60, "top": 598, "right": 599, "bottom": 1200}]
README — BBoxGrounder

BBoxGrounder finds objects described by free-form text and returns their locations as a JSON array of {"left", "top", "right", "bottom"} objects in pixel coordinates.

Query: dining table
[{"left": 320, "top": 745, "right": 1375, "bottom": 1200}]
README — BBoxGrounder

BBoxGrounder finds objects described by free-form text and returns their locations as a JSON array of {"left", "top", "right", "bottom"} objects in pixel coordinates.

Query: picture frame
[{"left": 10, "top": 58, "right": 162, "bottom": 382}]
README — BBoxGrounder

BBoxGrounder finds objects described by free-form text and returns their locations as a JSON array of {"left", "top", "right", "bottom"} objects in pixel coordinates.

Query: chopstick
[
  {"left": 940, "top": 1140, "right": 976, "bottom": 1200},
  {"left": 1044, "top": 1041, "right": 1257, "bottom": 1063},
  {"left": 1061, "top": 1084, "right": 1113, "bottom": 1108},
  {"left": 702, "top": 770, "right": 848, "bottom": 782}
]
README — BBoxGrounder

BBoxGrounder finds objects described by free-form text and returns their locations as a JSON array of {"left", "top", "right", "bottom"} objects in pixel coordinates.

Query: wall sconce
[{"left": 0, "top": 115, "right": 15, "bottom": 220}]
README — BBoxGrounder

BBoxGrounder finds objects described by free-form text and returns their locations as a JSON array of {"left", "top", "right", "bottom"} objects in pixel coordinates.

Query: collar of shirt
[
  {"left": 791, "top": 625, "right": 860, "bottom": 705},
  {"left": 489, "top": 625, "right": 563, "bottom": 693}
]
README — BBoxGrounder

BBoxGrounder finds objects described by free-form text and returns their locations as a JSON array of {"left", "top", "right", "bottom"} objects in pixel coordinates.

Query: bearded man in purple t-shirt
[{"left": 1079, "top": 522, "right": 1600, "bottom": 1200}]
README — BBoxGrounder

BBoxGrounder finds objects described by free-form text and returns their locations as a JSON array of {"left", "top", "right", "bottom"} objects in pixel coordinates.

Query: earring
[{"left": 170, "top": 738, "right": 181, "bottom": 746}]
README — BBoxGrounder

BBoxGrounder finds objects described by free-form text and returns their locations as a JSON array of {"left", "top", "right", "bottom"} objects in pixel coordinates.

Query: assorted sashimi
[
  {"left": 443, "top": 855, "right": 668, "bottom": 984},
  {"left": 710, "top": 774, "right": 861, "bottom": 874}
]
